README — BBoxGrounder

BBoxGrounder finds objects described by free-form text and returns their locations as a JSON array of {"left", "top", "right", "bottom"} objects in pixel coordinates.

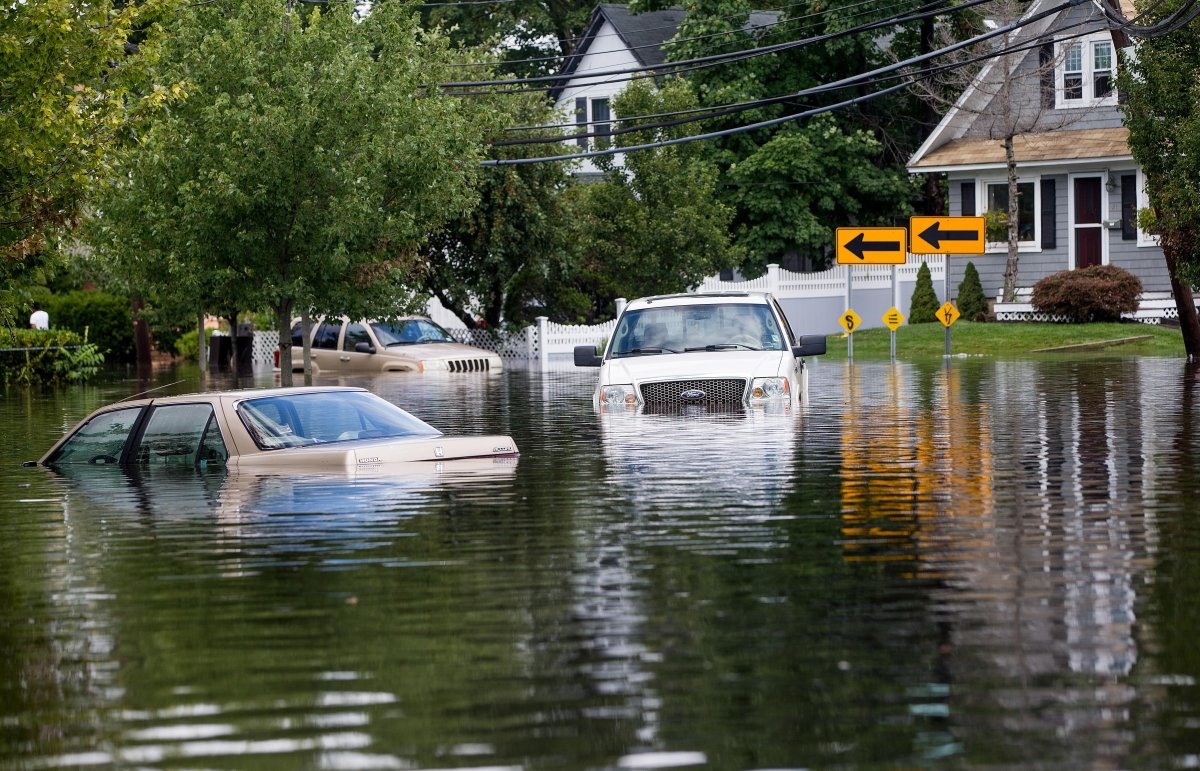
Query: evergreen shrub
[
  {"left": 908, "top": 262, "right": 940, "bottom": 323},
  {"left": 46, "top": 290, "right": 135, "bottom": 362},
  {"left": 957, "top": 261, "right": 989, "bottom": 321},
  {"left": 1030, "top": 265, "right": 1142, "bottom": 323},
  {"left": 0, "top": 329, "right": 104, "bottom": 386}
]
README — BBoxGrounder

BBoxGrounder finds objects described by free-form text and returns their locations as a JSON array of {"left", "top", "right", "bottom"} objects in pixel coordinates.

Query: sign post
[
  {"left": 908, "top": 216, "right": 984, "bottom": 358},
  {"left": 836, "top": 227, "right": 907, "bottom": 363}
]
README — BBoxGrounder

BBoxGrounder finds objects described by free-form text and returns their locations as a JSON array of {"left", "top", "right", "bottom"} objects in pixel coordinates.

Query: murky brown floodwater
[{"left": 4, "top": 355, "right": 1200, "bottom": 769}]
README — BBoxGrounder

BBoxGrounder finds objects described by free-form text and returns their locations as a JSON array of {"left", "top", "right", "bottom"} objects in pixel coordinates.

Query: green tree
[
  {"left": 909, "top": 261, "right": 940, "bottom": 323},
  {"left": 89, "top": 0, "right": 489, "bottom": 384},
  {"left": 422, "top": 94, "right": 577, "bottom": 329},
  {"left": 956, "top": 261, "right": 988, "bottom": 321},
  {"left": 420, "top": 0, "right": 595, "bottom": 78},
  {"left": 635, "top": 0, "right": 924, "bottom": 272},
  {"left": 0, "top": 0, "right": 172, "bottom": 315},
  {"left": 1119, "top": 8, "right": 1200, "bottom": 359},
  {"left": 566, "top": 78, "right": 742, "bottom": 321}
]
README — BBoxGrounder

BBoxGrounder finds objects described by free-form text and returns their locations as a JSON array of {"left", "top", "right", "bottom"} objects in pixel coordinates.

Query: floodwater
[{"left": 4, "top": 355, "right": 1200, "bottom": 769}]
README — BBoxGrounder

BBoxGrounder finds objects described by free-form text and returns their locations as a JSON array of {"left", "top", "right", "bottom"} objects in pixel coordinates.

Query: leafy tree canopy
[
  {"left": 0, "top": 0, "right": 173, "bottom": 313},
  {"left": 88, "top": 0, "right": 493, "bottom": 382},
  {"left": 567, "top": 78, "right": 742, "bottom": 321},
  {"left": 631, "top": 0, "right": 924, "bottom": 272},
  {"left": 423, "top": 93, "right": 578, "bottom": 329}
]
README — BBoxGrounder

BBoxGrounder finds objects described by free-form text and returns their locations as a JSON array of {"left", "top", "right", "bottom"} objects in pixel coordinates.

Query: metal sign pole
[
  {"left": 943, "top": 255, "right": 951, "bottom": 358},
  {"left": 890, "top": 265, "right": 897, "bottom": 363},
  {"left": 847, "top": 267, "right": 854, "bottom": 363}
]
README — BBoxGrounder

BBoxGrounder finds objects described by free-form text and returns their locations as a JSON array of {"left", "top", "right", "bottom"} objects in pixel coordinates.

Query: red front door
[{"left": 1074, "top": 177, "right": 1103, "bottom": 269}]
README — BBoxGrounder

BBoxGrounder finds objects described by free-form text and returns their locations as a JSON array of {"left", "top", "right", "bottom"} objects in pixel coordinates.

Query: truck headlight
[
  {"left": 750, "top": 377, "right": 790, "bottom": 400},
  {"left": 599, "top": 384, "right": 638, "bottom": 405}
]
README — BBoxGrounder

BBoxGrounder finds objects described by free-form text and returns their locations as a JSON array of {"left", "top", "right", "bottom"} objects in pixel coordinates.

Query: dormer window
[{"left": 1057, "top": 34, "right": 1116, "bottom": 108}]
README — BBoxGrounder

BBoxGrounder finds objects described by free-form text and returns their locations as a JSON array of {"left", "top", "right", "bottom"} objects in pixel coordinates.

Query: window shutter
[
  {"left": 575, "top": 97, "right": 587, "bottom": 148},
  {"left": 1039, "top": 43, "right": 1055, "bottom": 109},
  {"left": 1041, "top": 178, "right": 1056, "bottom": 249},
  {"left": 1121, "top": 174, "right": 1137, "bottom": 240},
  {"left": 960, "top": 181, "right": 976, "bottom": 216}
]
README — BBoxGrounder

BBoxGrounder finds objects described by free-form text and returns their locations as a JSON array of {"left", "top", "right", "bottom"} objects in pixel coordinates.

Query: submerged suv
[{"left": 574, "top": 292, "right": 826, "bottom": 410}]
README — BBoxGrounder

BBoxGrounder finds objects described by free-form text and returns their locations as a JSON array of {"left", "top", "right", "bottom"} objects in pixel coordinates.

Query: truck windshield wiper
[{"left": 685, "top": 344, "right": 758, "bottom": 352}]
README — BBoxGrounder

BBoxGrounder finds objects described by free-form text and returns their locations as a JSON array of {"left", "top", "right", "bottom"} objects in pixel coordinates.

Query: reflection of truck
[{"left": 574, "top": 291, "right": 826, "bottom": 410}]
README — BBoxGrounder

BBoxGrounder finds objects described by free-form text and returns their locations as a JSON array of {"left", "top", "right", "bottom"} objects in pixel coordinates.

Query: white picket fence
[{"left": 246, "top": 258, "right": 952, "bottom": 369}]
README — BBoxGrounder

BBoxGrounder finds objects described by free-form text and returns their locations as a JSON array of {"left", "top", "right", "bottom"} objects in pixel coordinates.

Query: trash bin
[{"left": 208, "top": 326, "right": 254, "bottom": 372}]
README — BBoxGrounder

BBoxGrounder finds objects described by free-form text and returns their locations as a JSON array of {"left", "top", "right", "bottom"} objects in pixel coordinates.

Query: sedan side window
[
  {"left": 47, "top": 407, "right": 144, "bottom": 465},
  {"left": 136, "top": 403, "right": 220, "bottom": 468}
]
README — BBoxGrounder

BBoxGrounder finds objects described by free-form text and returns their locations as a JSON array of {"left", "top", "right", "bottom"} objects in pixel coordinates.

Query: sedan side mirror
[
  {"left": 354, "top": 341, "right": 376, "bottom": 355},
  {"left": 573, "top": 344, "right": 603, "bottom": 367},
  {"left": 792, "top": 335, "right": 827, "bottom": 358}
]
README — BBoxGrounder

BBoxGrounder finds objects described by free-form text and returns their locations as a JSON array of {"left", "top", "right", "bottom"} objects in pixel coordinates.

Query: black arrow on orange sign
[
  {"left": 917, "top": 221, "right": 979, "bottom": 249},
  {"left": 844, "top": 232, "right": 902, "bottom": 261}
]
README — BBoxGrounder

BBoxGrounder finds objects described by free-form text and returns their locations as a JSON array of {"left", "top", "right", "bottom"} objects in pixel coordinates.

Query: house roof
[
  {"left": 909, "top": 127, "right": 1132, "bottom": 172},
  {"left": 907, "top": 0, "right": 1135, "bottom": 173},
  {"left": 549, "top": 4, "right": 779, "bottom": 101},
  {"left": 549, "top": 4, "right": 684, "bottom": 101}
]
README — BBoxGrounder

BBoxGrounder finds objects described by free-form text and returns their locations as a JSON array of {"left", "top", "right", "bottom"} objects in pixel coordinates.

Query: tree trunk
[
  {"left": 276, "top": 300, "right": 293, "bottom": 387},
  {"left": 301, "top": 310, "right": 313, "bottom": 386},
  {"left": 1001, "top": 135, "right": 1021, "bottom": 302},
  {"left": 198, "top": 314, "right": 207, "bottom": 379},
  {"left": 1162, "top": 240, "right": 1200, "bottom": 361},
  {"left": 132, "top": 297, "right": 153, "bottom": 370},
  {"left": 226, "top": 313, "right": 238, "bottom": 376}
]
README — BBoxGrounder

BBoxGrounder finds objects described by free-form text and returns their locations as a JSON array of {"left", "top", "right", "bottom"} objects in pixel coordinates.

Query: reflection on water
[{"left": 4, "top": 358, "right": 1200, "bottom": 768}]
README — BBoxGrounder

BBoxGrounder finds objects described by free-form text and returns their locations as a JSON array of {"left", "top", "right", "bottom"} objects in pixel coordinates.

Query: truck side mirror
[
  {"left": 792, "top": 335, "right": 827, "bottom": 357},
  {"left": 574, "top": 344, "right": 602, "bottom": 367}
]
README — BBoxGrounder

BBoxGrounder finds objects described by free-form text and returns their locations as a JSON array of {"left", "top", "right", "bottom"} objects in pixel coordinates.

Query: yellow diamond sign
[
  {"left": 840, "top": 309, "right": 862, "bottom": 334},
  {"left": 882, "top": 307, "right": 905, "bottom": 331},
  {"left": 938, "top": 301, "right": 961, "bottom": 328}
]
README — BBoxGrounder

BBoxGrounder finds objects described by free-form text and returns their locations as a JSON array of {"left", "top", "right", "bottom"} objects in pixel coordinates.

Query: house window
[
  {"left": 1057, "top": 35, "right": 1117, "bottom": 108},
  {"left": 985, "top": 180, "right": 1038, "bottom": 245},
  {"left": 591, "top": 98, "right": 611, "bottom": 150}
]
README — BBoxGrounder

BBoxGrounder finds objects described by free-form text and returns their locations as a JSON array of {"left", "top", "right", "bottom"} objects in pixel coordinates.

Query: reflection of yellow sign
[
  {"left": 909, "top": 216, "right": 986, "bottom": 255},
  {"left": 938, "top": 301, "right": 961, "bottom": 327},
  {"left": 836, "top": 227, "right": 908, "bottom": 265},
  {"left": 840, "top": 309, "right": 862, "bottom": 333},
  {"left": 883, "top": 307, "right": 905, "bottom": 331}
]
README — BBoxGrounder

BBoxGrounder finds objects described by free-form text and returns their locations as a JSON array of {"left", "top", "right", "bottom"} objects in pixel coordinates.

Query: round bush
[{"left": 1030, "top": 265, "right": 1142, "bottom": 323}]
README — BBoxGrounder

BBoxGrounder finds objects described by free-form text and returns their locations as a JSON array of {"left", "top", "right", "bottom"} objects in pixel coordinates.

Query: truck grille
[
  {"left": 448, "top": 358, "right": 491, "bottom": 372},
  {"left": 640, "top": 378, "right": 747, "bottom": 405}
]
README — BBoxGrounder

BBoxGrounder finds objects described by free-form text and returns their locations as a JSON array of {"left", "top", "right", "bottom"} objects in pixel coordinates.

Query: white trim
[
  {"left": 1136, "top": 168, "right": 1160, "bottom": 248},
  {"left": 913, "top": 152, "right": 1133, "bottom": 175},
  {"left": 1066, "top": 171, "right": 1108, "bottom": 270},
  {"left": 1054, "top": 33, "right": 1118, "bottom": 110}
]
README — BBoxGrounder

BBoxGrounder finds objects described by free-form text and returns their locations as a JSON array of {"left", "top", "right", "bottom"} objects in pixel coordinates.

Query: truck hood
[{"left": 603, "top": 350, "right": 789, "bottom": 383}]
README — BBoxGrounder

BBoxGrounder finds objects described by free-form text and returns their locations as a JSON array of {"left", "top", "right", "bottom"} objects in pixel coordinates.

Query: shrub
[
  {"left": 0, "top": 328, "right": 104, "bottom": 386},
  {"left": 1030, "top": 265, "right": 1142, "bottom": 323},
  {"left": 957, "top": 261, "right": 989, "bottom": 321},
  {"left": 174, "top": 327, "right": 216, "bottom": 362},
  {"left": 908, "top": 261, "right": 941, "bottom": 323},
  {"left": 46, "top": 290, "right": 135, "bottom": 362}
]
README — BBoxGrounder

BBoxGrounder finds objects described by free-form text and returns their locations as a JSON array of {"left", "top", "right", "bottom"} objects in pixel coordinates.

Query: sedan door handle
[{"left": 339, "top": 356, "right": 351, "bottom": 362}]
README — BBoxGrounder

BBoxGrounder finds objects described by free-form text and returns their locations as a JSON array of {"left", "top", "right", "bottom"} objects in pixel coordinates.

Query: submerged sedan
[
  {"left": 574, "top": 291, "right": 826, "bottom": 410},
  {"left": 284, "top": 317, "right": 502, "bottom": 375},
  {"left": 30, "top": 386, "right": 518, "bottom": 472}
]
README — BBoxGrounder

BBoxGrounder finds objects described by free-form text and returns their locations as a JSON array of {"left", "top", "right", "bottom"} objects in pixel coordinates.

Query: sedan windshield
[
  {"left": 238, "top": 391, "right": 441, "bottom": 450},
  {"left": 372, "top": 319, "right": 455, "bottom": 346},
  {"left": 609, "top": 303, "right": 785, "bottom": 357}
]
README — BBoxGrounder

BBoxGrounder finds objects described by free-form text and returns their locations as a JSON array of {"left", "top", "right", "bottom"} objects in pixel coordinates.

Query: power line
[
  {"left": 482, "top": 0, "right": 1075, "bottom": 165},
  {"left": 486, "top": 20, "right": 1102, "bottom": 148},
  {"left": 439, "top": 0, "right": 984, "bottom": 89}
]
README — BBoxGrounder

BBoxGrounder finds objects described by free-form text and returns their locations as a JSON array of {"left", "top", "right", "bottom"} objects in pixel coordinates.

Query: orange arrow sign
[
  {"left": 836, "top": 227, "right": 907, "bottom": 265},
  {"left": 909, "top": 216, "right": 985, "bottom": 254}
]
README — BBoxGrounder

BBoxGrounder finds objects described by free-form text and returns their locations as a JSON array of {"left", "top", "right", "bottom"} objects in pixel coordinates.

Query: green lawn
[{"left": 822, "top": 321, "right": 1187, "bottom": 359}]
